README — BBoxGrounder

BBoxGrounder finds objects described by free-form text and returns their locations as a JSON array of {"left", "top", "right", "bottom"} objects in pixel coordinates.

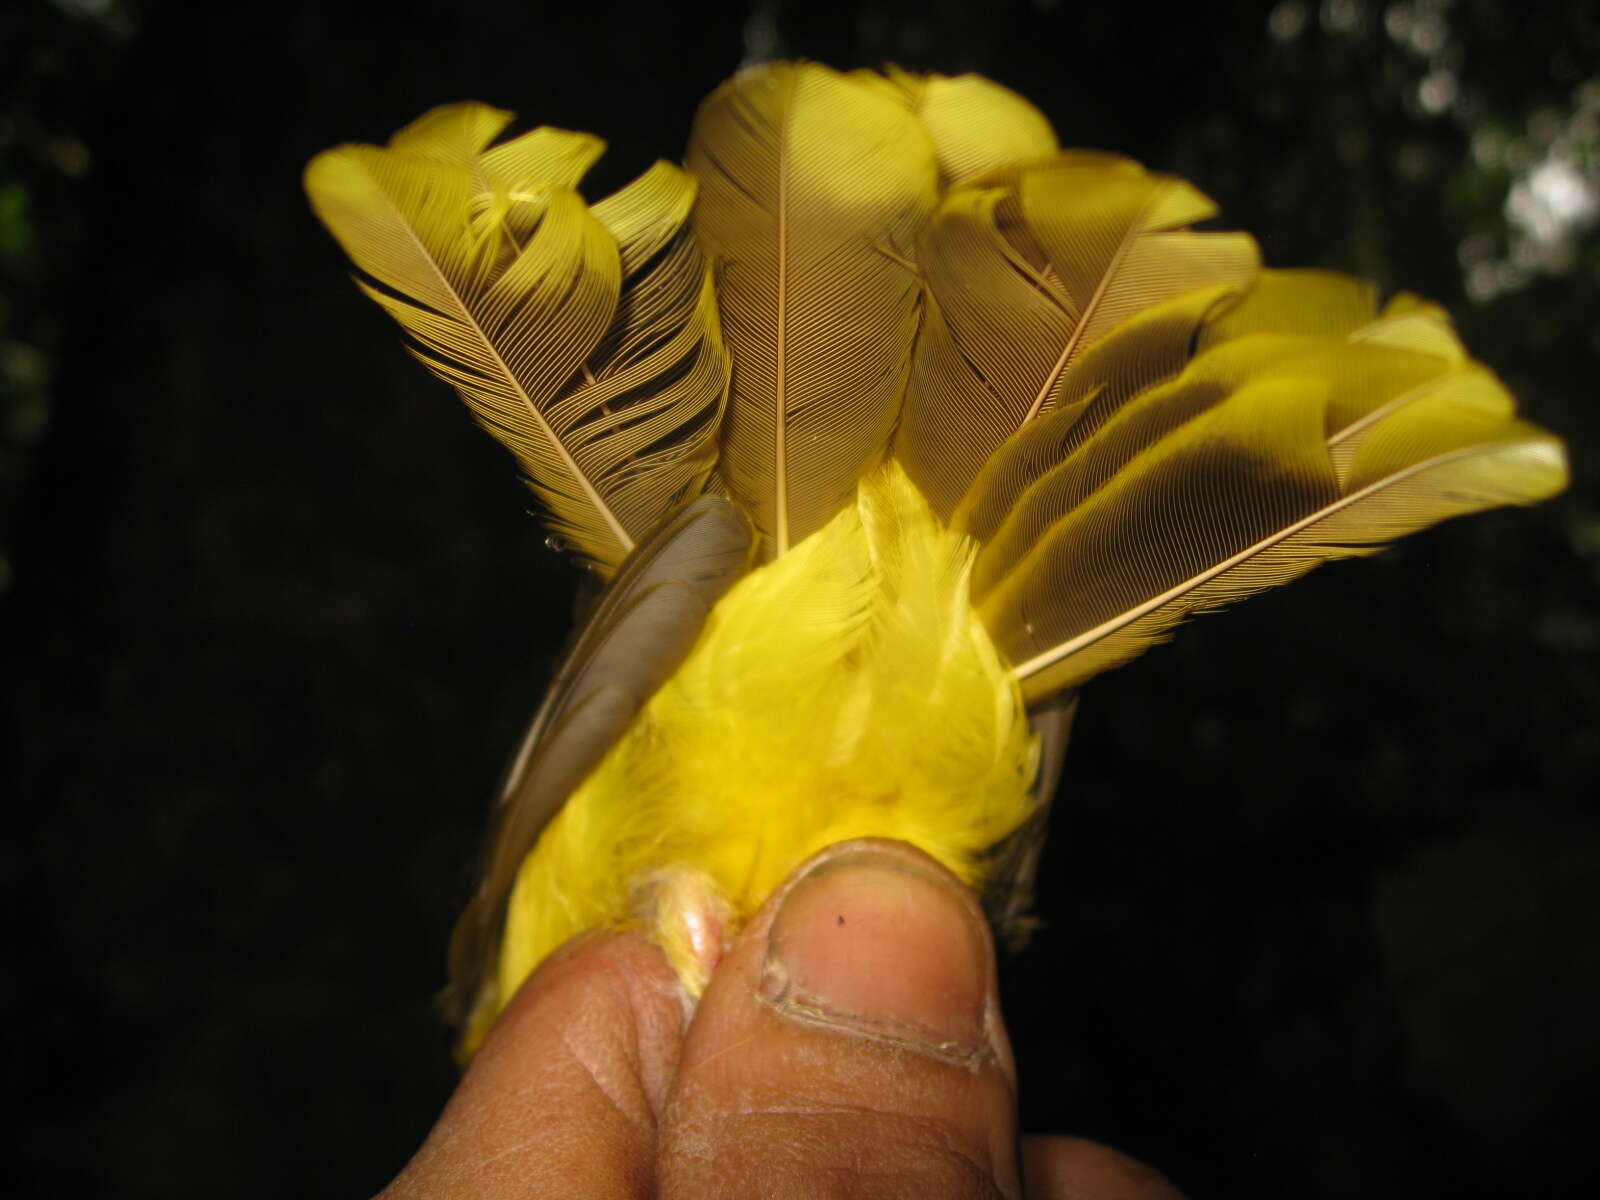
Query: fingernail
[{"left": 759, "top": 847, "right": 995, "bottom": 1062}]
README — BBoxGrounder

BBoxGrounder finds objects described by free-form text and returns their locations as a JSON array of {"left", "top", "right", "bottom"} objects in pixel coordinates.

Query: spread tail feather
[
  {"left": 305, "top": 104, "right": 727, "bottom": 571},
  {"left": 305, "top": 68, "right": 1567, "bottom": 1053}
]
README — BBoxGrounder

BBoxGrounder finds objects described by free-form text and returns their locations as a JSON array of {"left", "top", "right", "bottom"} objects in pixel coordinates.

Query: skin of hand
[{"left": 380, "top": 838, "right": 1186, "bottom": 1199}]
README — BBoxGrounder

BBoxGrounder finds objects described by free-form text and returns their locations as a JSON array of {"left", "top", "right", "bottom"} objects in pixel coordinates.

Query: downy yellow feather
[{"left": 488, "top": 463, "right": 1034, "bottom": 1050}]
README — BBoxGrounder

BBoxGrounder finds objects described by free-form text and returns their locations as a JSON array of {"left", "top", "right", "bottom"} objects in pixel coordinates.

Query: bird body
[
  {"left": 498, "top": 463, "right": 1034, "bottom": 1032},
  {"left": 305, "top": 61, "right": 1567, "bottom": 1057}
]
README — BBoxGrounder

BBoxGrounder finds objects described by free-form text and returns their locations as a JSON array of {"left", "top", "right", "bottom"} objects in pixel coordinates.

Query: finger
[
  {"left": 1022, "top": 1136, "right": 1187, "bottom": 1200},
  {"left": 658, "top": 838, "right": 1022, "bottom": 1199},
  {"left": 380, "top": 931, "right": 687, "bottom": 1200}
]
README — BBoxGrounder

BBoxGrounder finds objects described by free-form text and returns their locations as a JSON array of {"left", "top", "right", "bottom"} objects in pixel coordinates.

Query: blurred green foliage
[{"left": 0, "top": 0, "right": 134, "bottom": 593}]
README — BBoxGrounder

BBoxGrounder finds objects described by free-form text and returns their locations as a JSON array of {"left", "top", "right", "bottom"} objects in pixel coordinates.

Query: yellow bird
[{"left": 304, "top": 62, "right": 1567, "bottom": 1057}]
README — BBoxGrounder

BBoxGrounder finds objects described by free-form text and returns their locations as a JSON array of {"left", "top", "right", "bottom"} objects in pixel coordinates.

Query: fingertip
[
  {"left": 1022, "top": 1135, "right": 1188, "bottom": 1200},
  {"left": 757, "top": 839, "right": 1003, "bottom": 1067},
  {"left": 382, "top": 931, "right": 686, "bottom": 1199},
  {"left": 474, "top": 929, "right": 686, "bottom": 1089},
  {"left": 659, "top": 838, "right": 1022, "bottom": 1198}
]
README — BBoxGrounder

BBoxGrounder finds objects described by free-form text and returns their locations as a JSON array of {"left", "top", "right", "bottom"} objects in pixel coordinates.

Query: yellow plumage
[
  {"left": 494, "top": 463, "right": 1033, "bottom": 1043},
  {"left": 304, "top": 61, "right": 1567, "bottom": 1059}
]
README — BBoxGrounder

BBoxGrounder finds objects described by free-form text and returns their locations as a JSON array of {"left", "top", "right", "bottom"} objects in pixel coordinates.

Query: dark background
[{"left": 5, "top": 1, "right": 1597, "bottom": 1196}]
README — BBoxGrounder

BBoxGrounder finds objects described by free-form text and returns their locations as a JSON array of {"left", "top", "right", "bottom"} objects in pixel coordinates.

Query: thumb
[{"left": 656, "top": 838, "right": 1022, "bottom": 1198}]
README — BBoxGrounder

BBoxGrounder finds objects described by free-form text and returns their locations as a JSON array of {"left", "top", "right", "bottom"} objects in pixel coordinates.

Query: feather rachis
[
  {"left": 898, "top": 156, "right": 1259, "bottom": 521},
  {"left": 688, "top": 63, "right": 939, "bottom": 556},
  {"left": 968, "top": 332, "right": 1324, "bottom": 599},
  {"left": 980, "top": 350, "right": 1566, "bottom": 699},
  {"left": 984, "top": 378, "right": 1338, "bottom": 696},
  {"left": 1001, "top": 414, "right": 1563, "bottom": 697},
  {"left": 950, "top": 283, "right": 1245, "bottom": 543},
  {"left": 306, "top": 109, "right": 729, "bottom": 570}
]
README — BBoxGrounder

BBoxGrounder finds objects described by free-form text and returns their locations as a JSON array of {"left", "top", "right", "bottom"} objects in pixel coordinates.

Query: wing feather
[
  {"left": 687, "top": 62, "right": 939, "bottom": 556},
  {"left": 306, "top": 104, "right": 727, "bottom": 570},
  {"left": 897, "top": 155, "right": 1259, "bottom": 519},
  {"left": 977, "top": 342, "right": 1567, "bottom": 703},
  {"left": 444, "top": 497, "right": 754, "bottom": 1035},
  {"left": 886, "top": 68, "right": 1059, "bottom": 184}
]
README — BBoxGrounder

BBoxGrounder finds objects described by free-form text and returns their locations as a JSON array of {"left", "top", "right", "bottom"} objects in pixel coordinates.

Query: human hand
[{"left": 380, "top": 839, "right": 1185, "bottom": 1198}]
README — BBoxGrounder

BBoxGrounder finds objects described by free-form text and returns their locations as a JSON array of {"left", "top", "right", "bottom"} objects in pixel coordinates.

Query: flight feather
[
  {"left": 897, "top": 155, "right": 1260, "bottom": 520},
  {"left": 686, "top": 62, "right": 939, "bottom": 556},
  {"left": 305, "top": 103, "right": 728, "bottom": 571},
  {"left": 973, "top": 312, "right": 1567, "bottom": 701}
]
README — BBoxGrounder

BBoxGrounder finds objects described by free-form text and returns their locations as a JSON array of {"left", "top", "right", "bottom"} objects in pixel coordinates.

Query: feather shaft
[
  {"left": 687, "top": 63, "right": 939, "bottom": 555},
  {"left": 898, "top": 155, "right": 1258, "bottom": 519},
  {"left": 307, "top": 106, "right": 728, "bottom": 569},
  {"left": 1009, "top": 440, "right": 1544, "bottom": 683},
  {"left": 984, "top": 365, "right": 1566, "bottom": 701}
]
